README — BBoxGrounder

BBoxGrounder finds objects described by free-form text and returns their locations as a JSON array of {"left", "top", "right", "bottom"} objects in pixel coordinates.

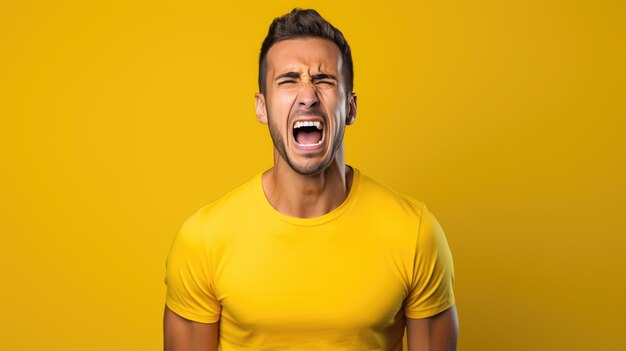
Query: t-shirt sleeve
[
  {"left": 404, "top": 204, "right": 456, "bottom": 319},
  {"left": 165, "top": 211, "right": 221, "bottom": 323}
]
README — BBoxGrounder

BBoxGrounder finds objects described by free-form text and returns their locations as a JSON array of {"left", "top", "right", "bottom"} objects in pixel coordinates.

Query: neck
[{"left": 261, "top": 149, "right": 354, "bottom": 218}]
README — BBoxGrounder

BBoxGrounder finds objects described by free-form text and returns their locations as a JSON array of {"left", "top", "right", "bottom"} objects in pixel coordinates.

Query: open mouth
[{"left": 293, "top": 120, "right": 324, "bottom": 147}]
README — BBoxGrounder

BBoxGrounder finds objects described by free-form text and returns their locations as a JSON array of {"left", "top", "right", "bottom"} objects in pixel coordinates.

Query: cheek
[
  {"left": 321, "top": 93, "right": 345, "bottom": 119},
  {"left": 269, "top": 92, "right": 297, "bottom": 119}
]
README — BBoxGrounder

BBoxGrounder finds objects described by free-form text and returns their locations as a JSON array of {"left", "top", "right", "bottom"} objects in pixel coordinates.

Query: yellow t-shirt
[{"left": 165, "top": 168, "right": 455, "bottom": 350}]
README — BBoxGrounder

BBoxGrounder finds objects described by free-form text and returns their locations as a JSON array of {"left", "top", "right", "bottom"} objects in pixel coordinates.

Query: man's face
[{"left": 255, "top": 37, "right": 356, "bottom": 176}]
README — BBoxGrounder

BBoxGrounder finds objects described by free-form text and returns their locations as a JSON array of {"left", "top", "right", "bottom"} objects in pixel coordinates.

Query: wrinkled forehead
[{"left": 266, "top": 37, "right": 343, "bottom": 77}]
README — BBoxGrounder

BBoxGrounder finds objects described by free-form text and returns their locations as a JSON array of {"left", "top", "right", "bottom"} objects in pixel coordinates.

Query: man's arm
[
  {"left": 406, "top": 305, "right": 459, "bottom": 351},
  {"left": 163, "top": 306, "right": 219, "bottom": 351}
]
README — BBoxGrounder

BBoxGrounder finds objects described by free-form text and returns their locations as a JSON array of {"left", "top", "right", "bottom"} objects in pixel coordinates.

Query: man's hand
[
  {"left": 406, "top": 305, "right": 459, "bottom": 351},
  {"left": 163, "top": 306, "right": 219, "bottom": 351}
]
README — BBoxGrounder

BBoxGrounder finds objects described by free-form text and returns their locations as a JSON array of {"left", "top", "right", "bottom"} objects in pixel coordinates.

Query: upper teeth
[{"left": 294, "top": 121, "right": 322, "bottom": 129}]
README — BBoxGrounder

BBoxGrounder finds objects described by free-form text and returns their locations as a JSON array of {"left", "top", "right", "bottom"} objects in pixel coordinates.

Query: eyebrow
[
  {"left": 274, "top": 72, "right": 339, "bottom": 82},
  {"left": 311, "top": 73, "right": 338, "bottom": 82}
]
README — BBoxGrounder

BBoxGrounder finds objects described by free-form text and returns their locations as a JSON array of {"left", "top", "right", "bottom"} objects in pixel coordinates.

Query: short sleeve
[
  {"left": 404, "top": 205, "right": 456, "bottom": 319},
  {"left": 165, "top": 212, "right": 221, "bottom": 323}
]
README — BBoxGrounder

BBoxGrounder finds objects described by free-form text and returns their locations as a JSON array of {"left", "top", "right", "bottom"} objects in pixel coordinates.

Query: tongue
[{"left": 296, "top": 130, "right": 322, "bottom": 145}]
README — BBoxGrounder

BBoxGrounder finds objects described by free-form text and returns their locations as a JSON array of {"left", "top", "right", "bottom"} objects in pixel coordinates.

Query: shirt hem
[
  {"left": 403, "top": 298, "right": 456, "bottom": 319},
  {"left": 166, "top": 300, "right": 221, "bottom": 324}
]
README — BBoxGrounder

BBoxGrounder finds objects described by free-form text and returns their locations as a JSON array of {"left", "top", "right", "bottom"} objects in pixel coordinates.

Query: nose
[{"left": 296, "top": 82, "right": 319, "bottom": 109}]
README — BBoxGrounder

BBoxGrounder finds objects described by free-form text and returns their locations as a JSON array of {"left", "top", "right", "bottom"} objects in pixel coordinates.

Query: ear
[
  {"left": 255, "top": 93, "right": 268, "bottom": 124},
  {"left": 346, "top": 92, "right": 357, "bottom": 126}
]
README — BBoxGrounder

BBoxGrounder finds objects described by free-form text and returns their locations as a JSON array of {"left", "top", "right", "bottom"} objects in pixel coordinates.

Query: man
[{"left": 164, "top": 8, "right": 458, "bottom": 351}]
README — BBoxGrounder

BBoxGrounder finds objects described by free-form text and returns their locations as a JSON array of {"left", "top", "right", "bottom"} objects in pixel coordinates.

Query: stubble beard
[{"left": 267, "top": 115, "right": 343, "bottom": 176}]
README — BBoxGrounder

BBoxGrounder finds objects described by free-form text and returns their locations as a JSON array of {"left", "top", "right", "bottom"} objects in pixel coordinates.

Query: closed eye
[
  {"left": 314, "top": 80, "right": 336, "bottom": 86},
  {"left": 312, "top": 73, "right": 338, "bottom": 87},
  {"left": 278, "top": 80, "right": 297, "bottom": 85}
]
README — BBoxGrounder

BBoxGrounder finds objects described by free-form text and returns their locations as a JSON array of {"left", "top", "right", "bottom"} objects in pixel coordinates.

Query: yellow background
[{"left": 2, "top": 0, "right": 625, "bottom": 350}]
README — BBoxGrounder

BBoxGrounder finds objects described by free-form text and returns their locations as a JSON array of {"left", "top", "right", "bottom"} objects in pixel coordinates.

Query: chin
[{"left": 288, "top": 157, "right": 330, "bottom": 176}]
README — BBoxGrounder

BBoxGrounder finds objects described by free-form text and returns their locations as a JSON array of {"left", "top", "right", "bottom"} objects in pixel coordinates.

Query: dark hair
[{"left": 258, "top": 8, "right": 353, "bottom": 94}]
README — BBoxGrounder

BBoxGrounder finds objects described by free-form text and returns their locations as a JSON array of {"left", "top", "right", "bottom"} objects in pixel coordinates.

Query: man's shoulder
[
  {"left": 352, "top": 170, "right": 435, "bottom": 245},
  {"left": 195, "top": 174, "right": 260, "bottom": 217},
  {"left": 357, "top": 171, "right": 425, "bottom": 218},
  {"left": 178, "top": 174, "right": 261, "bottom": 237}
]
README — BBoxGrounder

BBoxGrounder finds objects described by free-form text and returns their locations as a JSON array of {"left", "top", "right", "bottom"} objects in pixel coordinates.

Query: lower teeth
[{"left": 297, "top": 140, "right": 322, "bottom": 147}]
